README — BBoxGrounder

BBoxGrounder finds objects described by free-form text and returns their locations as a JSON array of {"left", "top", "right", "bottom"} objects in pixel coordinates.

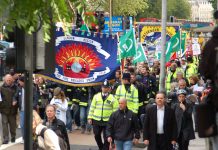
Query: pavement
[{"left": 0, "top": 129, "right": 207, "bottom": 150}]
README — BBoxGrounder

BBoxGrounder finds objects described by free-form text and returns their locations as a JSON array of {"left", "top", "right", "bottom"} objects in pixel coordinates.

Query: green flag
[
  {"left": 119, "top": 28, "right": 137, "bottom": 58},
  {"left": 181, "top": 32, "right": 187, "bottom": 56},
  {"left": 165, "top": 32, "right": 180, "bottom": 62},
  {"left": 133, "top": 44, "right": 147, "bottom": 64},
  {"left": 80, "top": 24, "right": 90, "bottom": 32}
]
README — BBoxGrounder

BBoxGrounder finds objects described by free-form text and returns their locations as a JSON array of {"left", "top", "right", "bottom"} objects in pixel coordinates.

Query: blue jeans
[
  {"left": 20, "top": 111, "right": 24, "bottom": 139},
  {"left": 66, "top": 107, "right": 73, "bottom": 131},
  {"left": 114, "top": 140, "right": 133, "bottom": 150},
  {"left": 80, "top": 106, "right": 88, "bottom": 128}
]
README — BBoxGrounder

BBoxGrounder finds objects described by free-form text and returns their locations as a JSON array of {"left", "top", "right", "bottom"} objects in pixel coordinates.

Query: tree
[
  {"left": 136, "top": 0, "right": 191, "bottom": 21},
  {"left": 209, "top": 0, "right": 217, "bottom": 10},
  {"left": 87, "top": 0, "right": 148, "bottom": 16},
  {"left": 0, "top": 0, "right": 95, "bottom": 41},
  {"left": 168, "top": 0, "right": 191, "bottom": 20}
]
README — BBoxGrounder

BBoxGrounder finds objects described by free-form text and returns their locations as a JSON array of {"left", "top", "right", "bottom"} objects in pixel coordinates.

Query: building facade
[{"left": 188, "top": 0, "right": 214, "bottom": 22}]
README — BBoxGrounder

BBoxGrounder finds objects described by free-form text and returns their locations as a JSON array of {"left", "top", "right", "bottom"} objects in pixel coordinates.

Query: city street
[
  {"left": 0, "top": 129, "right": 206, "bottom": 150},
  {"left": 0, "top": 0, "right": 216, "bottom": 149}
]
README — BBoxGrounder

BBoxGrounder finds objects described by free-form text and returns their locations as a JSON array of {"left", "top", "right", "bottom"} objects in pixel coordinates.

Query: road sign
[{"left": 102, "top": 16, "right": 123, "bottom": 33}]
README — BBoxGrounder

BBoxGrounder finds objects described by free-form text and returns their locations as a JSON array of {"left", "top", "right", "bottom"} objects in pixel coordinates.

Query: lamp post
[{"left": 159, "top": 0, "right": 167, "bottom": 91}]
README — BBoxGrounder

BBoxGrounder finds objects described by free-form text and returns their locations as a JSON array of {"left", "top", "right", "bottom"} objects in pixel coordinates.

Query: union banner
[{"left": 41, "top": 28, "right": 119, "bottom": 86}]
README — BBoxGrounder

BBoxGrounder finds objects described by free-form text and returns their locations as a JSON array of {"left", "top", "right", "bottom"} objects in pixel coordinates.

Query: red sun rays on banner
[{"left": 56, "top": 44, "right": 102, "bottom": 78}]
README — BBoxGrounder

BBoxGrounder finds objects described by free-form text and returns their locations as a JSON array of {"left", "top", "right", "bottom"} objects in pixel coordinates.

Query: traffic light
[
  {"left": 76, "top": 13, "right": 83, "bottom": 28},
  {"left": 123, "top": 16, "right": 130, "bottom": 30},
  {"left": 170, "top": 16, "right": 175, "bottom": 22},
  {"left": 95, "top": 11, "right": 105, "bottom": 31}
]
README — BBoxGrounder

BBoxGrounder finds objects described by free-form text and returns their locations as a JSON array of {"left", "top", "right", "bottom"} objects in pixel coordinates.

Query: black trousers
[
  {"left": 93, "top": 124, "right": 109, "bottom": 150},
  {"left": 178, "top": 132, "right": 189, "bottom": 150},
  {"left": 156, "top": 134, "right": 168, "bottom": 150}
]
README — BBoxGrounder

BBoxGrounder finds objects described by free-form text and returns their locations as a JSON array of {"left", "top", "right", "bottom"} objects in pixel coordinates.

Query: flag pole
[
  {"left": 159, "top": 0, "right": 167, "bottom": 91},
  {"left": 109, "top": 0, "right": 112, "bottom": 34},
  {"left": 116, "top": 32, "right": 123, "bottom": 76},
  {"left": 180, "top": 27, "right": 182, "bottom": 58}
]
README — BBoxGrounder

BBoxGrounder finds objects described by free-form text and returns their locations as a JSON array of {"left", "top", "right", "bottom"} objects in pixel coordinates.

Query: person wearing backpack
[
  {"left": 32, "top": 110, "right": 61, "bottom": 150},
  {"left": 43, "top": 104, "right": 70, "bottom": 150}
]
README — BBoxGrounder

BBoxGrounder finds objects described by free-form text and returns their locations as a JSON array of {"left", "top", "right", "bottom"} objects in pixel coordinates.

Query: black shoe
[
  {"left": 3, "top": 140, "right": 8, "bottom": 144},
  {"left": 11, "top": 138, "right": 15, "bottom": 143}
]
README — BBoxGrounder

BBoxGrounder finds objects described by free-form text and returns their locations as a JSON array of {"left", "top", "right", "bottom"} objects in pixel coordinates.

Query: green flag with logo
[
  {"left": 133, "top": 44, "right": 147, "bottom": 64},
  {"left": 119, "top": 28, "right": 137, "bottom": 58},
  {"left": 165, "top": 32, "right": 180, "bottom": 62},
  {"left": 181, "top": 32, "right": 187, "bottom": 56}
]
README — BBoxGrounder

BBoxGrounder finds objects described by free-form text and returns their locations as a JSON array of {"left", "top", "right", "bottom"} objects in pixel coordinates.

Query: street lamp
[{"left": 159, "top": 0, "right": 167, "bottom": 91}]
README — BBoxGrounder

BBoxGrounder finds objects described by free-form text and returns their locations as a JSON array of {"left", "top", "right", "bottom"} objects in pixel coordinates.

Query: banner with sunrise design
[{"left": 46, "top": 28, "right": 119, "bottom": 86}]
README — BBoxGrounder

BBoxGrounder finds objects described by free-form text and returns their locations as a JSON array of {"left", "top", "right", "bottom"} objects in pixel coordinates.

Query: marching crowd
[{"left": 0, "top": 51, "right": 209, "bottom": 150}]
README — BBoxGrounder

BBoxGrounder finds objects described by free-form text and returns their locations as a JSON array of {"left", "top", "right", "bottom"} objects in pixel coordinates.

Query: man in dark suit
[{"left": 143, "top": 91, "right": 177, "bottom": 150}]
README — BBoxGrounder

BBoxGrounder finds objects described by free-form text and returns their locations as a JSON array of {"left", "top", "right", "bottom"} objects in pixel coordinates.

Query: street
[{"left": 0, "top": 129, "right": 206, "bottom": 150}]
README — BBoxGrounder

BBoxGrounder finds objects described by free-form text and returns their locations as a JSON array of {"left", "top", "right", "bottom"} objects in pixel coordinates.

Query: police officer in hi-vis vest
[
  {"left": 115, "top": 72, "right": 139, "bottom": 114},
  {"left": 88, "top": 79, "right": 118, "bottom": 150}
]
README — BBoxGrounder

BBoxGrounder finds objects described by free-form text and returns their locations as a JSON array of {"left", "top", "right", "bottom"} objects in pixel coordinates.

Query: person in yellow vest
[
  {"left": 185, "top": 56, "right": 197, "bottom": 83},
  {"left": 166, "top": 63, "right": 183, "bottom": 93},
  {"left": 115, "top": 72, "right": 139, "bottom": 114},
  {"left": 88, "top": 79, "right": 118, "bottom": 150}
]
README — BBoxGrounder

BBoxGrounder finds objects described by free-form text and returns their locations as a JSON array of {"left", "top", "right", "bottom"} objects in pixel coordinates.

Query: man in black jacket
[
  {"left": 0, "top": 74, "right": 18, "bottom": 144},
  {"left": 106, "top": 98, "right": 140, "bottom": 150},
  {"left": 43, "top": 104, "right": 70, "bottom": 150},
  {"left": 143, "top": 91, "right": 177, "bottom": 150},
  {"left": 172, "top": 89, "right": 195, "bottom": 150}
]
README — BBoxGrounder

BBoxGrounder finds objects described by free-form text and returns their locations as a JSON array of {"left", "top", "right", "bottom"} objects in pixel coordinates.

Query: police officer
[
  {"left": 115, "top": 73, "right": 139, "bottom": 114},
  {"left": 88, "top": 79, "right": 118, "bottom": 150},
  {"left": 166, "top": 63, "right": 182, "bottom": 93},
  {"left": 185, "top": 56, "right": 198, "bottom": 83},
  {"left": 130, "top": 73, "right": 146, "bottom": 117}
]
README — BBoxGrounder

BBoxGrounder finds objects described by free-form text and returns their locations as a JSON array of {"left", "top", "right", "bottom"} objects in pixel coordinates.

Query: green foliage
[
  {"left": 209, "top": 0, "right": 217, "bottom": 10},
  {"left": 86, "top": 0, "right": 148, "bottom": 16},
  {"left": 0, "top": 0, "right": 94, "bottom": 42},
  {"left": 136, "top": 0, "right": 191, "bottom": 21}
]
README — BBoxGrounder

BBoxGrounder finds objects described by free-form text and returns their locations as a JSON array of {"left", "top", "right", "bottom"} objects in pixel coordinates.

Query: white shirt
[
  {"left": 50, "top": 98, "right": 68, "bottom": 124},
  {"left": 157, "top": 106, "right": 165, "bottom": 134}
]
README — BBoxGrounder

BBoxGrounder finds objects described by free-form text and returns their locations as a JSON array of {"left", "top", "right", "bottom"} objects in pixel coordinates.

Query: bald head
[
  {"left": 119, "top": 98, "right": 127, "bottom": 110},
  {"left": 178, "top": 79, "right": 186, "bottom": 89},
  {"left": 4, "top": 74, "right": 14, "bottom": 86}
]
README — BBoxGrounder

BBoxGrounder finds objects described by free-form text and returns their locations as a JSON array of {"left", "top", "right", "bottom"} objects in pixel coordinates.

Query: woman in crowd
[{"left": 50, "top": 87, "right": 68, "bottom": 124}]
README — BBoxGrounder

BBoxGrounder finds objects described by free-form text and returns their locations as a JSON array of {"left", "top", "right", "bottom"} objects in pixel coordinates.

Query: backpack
[{"left": 39, "top": 127, "right": 68, "bottom": 150}]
